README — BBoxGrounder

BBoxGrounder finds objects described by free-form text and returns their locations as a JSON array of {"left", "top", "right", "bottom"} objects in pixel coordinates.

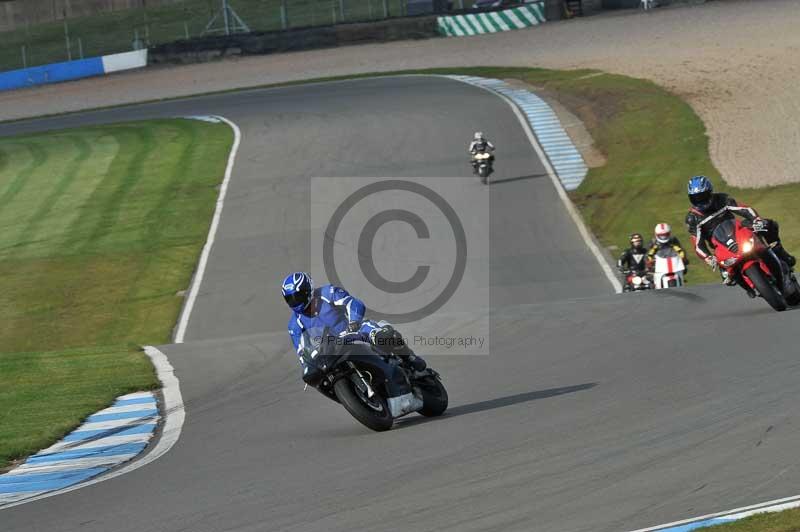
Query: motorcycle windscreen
[{"left": 712, "top": 218, "right": 738, "bottom": 253}]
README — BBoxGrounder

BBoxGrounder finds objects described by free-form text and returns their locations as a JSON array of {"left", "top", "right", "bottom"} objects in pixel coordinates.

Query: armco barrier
[
  {"left": 437, "top": 3, "right": 546, "bottom": 37},
  {"left": 149, "top": 17, "right": 439, "bottom": 64},
  {"left": 0, "top": 49, "right": 147, "bottom": 92}
]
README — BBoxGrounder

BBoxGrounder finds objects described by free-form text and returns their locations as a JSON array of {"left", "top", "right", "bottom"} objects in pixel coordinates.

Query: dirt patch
[{"left": 2, "top": 0, "right": 799, "bottom": 187}]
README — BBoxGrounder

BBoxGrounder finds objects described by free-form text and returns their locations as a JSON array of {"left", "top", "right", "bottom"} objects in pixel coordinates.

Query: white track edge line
[
  {"left": 0, "top": 346, "right": 184, "bottom": 510},
  {"left": 445, "top": 76, "right": 622, "bottom": 293},
  {"left": 173, "top": 114, "right": 242, "bottom": 344},
  {"left": 628, "top": 494, "right": 800, "bottom": 531}
]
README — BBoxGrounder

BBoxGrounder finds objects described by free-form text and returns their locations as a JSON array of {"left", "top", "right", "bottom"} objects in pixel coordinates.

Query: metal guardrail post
[
  {"left": 21, "top": 45, "right": 27, "bottom": 68},
  {"left": 222, "top": 0, "right": 231, "bottom": 35},
  {"left": 64, "top": 20, "right": 72, "bottom": 61},
  {"left": 383, "top": 0, "right": 389, "bottom": 17},
  {"left": 280, "top": 0, "right": 288, "bottom": 29},
  {"left": 340, "top": 0, "right": 346, "bottom": 21}
]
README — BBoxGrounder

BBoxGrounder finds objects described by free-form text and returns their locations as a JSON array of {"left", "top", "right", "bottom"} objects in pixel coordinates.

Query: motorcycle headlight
[
  {"left": 722, "top": 257, "right": 738, "bottom": 267},
  {"left": 632, "top": 276, "right": 642, "bottom": 286},
  {"left": 742, "top": 238, "right": 754, "bottom": 254}
]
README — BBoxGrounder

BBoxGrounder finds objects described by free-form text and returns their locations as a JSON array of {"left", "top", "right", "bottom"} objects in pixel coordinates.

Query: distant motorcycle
[
  {"left": 703, "top": 216, "right": 800, "bottom": 311},
  {"left": 472, "top": 151, "right": 494, "bottom": 184},
  {"left": 622, "top": 270, "right": 653, "bottom": 292},
  {"left": 305, "top": 326, "right": 448, "bottom": 432},
  {"left": 651, "top": 248, "right": 686, "bottom": 289}
]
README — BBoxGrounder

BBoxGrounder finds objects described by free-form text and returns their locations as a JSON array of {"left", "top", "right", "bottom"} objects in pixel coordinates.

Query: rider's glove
[
  {"left": 752, "top": 217, "right": 768, "bottom": 233},
  {"left": 347, "top": 321, "right": 361, "bottom": 333},
  {"left": 705, "top": 256, "right": 718, "bottom": 270}
]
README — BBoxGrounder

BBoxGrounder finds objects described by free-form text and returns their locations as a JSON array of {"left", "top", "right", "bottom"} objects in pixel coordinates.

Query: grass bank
[{"left": 0, "top": 118, "right": 233, "bottom": 468}]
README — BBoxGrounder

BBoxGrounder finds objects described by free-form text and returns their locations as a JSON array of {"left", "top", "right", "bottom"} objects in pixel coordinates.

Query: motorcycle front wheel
[
  {"left": 745, "top": 265, "right": 787, "bottom": 311},
  {"left": 334, "top": 375, "right": 394, "bottom": 432}
]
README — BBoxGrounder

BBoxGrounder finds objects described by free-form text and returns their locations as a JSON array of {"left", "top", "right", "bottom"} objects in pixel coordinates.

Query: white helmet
[
  {"left": 474, "top": 131, "right": 484, "bottom": 141},
  {"left": 654, "top": 223, "right": 671, "bottom": 244}
]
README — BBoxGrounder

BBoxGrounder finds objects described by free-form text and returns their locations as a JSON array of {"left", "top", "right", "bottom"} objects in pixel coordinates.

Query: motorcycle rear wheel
[
  {"left": 334, "top": 376, "right": 394, "bottom": 432},
  {"left": 416, "top": 376, "right": 449, "bottom": 417},
  {"left": 745, "top": 265, "right": 787, "bottom": 311},
  {"left": 784, "top": 273, "right": 800, "bottom": 306}
]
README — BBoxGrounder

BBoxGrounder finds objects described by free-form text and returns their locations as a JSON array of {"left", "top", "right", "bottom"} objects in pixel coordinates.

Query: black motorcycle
[{"left": 305, "top": 328, "right": 448, "bottom": 432}]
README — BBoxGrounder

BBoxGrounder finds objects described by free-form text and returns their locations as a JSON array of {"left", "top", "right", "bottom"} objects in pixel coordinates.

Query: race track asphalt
[{"left": 2, "top": 76, "right": 800, "bottom": 532}]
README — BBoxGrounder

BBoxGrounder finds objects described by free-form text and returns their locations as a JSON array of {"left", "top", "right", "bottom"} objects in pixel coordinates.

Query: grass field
[
  {"left": 0, "top": 0, "right": 407, "bottom": 71},
  {"left": 0, "top": 118, "right": 233, "bottom": 469}
]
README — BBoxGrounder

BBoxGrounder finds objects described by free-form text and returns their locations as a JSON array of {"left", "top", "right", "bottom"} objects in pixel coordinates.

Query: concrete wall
[{"left": 0, "top": 0, "right": 182, "bottom": 32}]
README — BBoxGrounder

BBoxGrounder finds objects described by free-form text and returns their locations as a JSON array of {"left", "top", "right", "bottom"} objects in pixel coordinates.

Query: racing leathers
[
  {"left": 685, "top": 192, "right": 794, "bottom": 286},
  {"left": 617, "top": 247, "right": 648, "bottom": 275},
  {"left": 646, "top": 239, "right": 688, "bottom": 273},
  {"left": 287, "top": 284, "right": 424, "bottom": 385}
]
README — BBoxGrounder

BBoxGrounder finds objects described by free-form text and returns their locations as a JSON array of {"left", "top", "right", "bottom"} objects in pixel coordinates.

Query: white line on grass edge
[
  {"left": 446, "top": 76, "right": 622, "bottom": 293},
  {"left": 1, "top": 114, "right": 239, "bottom": 510}
]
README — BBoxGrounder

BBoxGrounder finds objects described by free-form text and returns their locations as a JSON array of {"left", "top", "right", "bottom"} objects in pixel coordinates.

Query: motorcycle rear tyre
[
  {"left": 334, "top": 377, "right": 394, "bottom": 432},
  {"left": 745, "top": 265, "right": 787, "bottom": 311},
  {"left": 417, "top": 376, "right": 449, "bottom": 417},
  {"left": 784, "top": 274, "right": 800, "bottom": 306}
]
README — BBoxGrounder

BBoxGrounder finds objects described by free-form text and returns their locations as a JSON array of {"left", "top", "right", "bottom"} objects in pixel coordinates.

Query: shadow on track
[
  {"left": 395, "top": 382, "right": 597, "bottom": 429},
  {"left": 487, "top": 173, "right": 549, "bottom": 186}
]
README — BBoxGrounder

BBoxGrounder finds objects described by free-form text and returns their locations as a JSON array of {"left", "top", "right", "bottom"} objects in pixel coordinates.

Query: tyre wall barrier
[
  {"left": 0, "top": 49, "right": 148, "bottom": 92},
  {"left": 149, "top": 16, "right": 440, "bottom": 64},
  {"left": 437, "top": 2, "right": 546, "bottom": 37}
]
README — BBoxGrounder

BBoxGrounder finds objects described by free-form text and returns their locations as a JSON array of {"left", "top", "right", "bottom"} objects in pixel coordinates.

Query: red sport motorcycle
[{"left": 705, "top": 217, "right": 800, "bottom": 311}]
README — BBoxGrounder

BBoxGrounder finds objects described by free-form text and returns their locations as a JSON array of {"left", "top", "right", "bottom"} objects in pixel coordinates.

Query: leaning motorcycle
[
  {"left": 305, "top": 327, "right": 448, "bottom": 432},
  {"left": 472, "top": 152, "right": 493, "bottom": 184},
  {"left": 705, "top": 217, "right": 800, "bottom": 311}
]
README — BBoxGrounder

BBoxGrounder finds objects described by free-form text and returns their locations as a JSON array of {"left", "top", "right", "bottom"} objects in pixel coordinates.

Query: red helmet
[{"left": 654, "top": 223, "right": 671, "bottom": 244}]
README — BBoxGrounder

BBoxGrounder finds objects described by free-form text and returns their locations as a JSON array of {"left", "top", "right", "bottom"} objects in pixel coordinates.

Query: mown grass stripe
[
  {"left": 13, "top": 135, "right": 92, "bottom": 251},
  {"left": 0, "top": 142, "right": 46, "bottom": 216}
]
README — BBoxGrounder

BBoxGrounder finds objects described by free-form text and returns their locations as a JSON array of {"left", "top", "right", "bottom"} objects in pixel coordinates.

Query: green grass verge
[
  {"left": 699, "top": 507, "right": 800, "bottom": 531},
  {"left": 0, "top": 347, "right": 157, "bottom": 469},
  {"left": 0, "top": 118, "right": 233, "bottom": 468},
  {"left": 0, "top": 0, "right": 407, "bottom": 71}
]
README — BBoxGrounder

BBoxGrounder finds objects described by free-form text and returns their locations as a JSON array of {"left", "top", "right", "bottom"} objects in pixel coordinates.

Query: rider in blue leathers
[{"left": 281, "top": 272, "right": 426, "bottom": 385}]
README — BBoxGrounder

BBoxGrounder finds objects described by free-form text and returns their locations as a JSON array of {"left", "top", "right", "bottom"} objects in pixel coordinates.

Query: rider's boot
[
  {"left": 721, "top": 270, "right": 737, "bottom": 286},
  {"left": 773, "top": 243, "right": 796, "bottom": 269},
  {"left": 371, "top": 326, "right": 427, "bottom": 372}
]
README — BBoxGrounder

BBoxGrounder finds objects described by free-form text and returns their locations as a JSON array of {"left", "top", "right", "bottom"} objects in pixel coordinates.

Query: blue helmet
[
  {"left": 687, "top": 175, "right": 714, "bottom": 210},
  {"left": 281, "top": 272, "right": 313, "bottom": 313}
]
